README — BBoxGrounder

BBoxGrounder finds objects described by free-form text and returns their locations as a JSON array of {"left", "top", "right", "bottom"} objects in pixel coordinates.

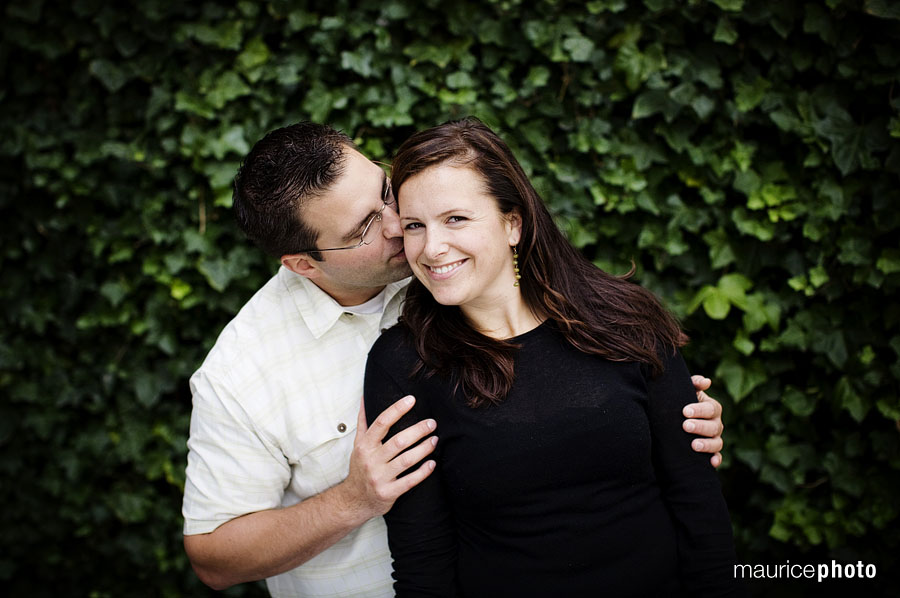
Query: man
[{"left": 182, "top": 122, "right": 725, "bottom": 597}]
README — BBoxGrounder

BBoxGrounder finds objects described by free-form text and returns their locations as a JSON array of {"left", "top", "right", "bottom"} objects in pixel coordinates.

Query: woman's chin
[{"left": 428, "top": 288, "right": 465, "bottom": 307}]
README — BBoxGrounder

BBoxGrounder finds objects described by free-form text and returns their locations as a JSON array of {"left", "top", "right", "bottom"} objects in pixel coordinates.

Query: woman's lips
[{"left": 425, "top": 259, "right": 467, "bottom": 279}]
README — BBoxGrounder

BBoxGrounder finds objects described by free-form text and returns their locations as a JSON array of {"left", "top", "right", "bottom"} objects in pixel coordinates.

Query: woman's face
[{"left": 398, "top": 163, "right": 521, "bottom": 311}]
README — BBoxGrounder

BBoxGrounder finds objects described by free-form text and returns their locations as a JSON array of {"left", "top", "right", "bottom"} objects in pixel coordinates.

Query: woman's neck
[{"left": 461, "top": 295, "right": 544, "bottom": 340}]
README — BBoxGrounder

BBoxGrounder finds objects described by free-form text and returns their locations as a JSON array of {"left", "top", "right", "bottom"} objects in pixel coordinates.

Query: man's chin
[
  {"left": 390, "top": 247, "right": 406, "bottom": 261},
  {"left": 389, "top": 261, "right": 413, "bottom": 281}
]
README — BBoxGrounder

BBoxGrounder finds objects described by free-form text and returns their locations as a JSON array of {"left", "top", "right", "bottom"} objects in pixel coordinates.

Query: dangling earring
[{"left": 513, "top": 246, "right": 521, "bottom": 287}]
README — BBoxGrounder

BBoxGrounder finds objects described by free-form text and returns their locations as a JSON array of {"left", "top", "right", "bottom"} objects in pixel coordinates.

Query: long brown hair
[{"left": 391, "top": 117, "right": 687, "bottom": 407}]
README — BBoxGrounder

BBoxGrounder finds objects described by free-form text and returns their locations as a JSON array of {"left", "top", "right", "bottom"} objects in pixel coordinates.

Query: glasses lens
[{"left": 361, "top": 213, "right": 383, "bottom": 245}]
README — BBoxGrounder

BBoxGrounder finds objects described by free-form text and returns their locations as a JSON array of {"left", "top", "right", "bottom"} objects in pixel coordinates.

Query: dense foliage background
[{"left": 2, "top": 0, "right": 898, "bottom": 595}]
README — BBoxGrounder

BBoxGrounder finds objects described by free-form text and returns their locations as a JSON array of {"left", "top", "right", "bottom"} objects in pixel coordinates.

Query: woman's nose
[{"left": 423, "top": 229, "right": 448, "bottom": 259}]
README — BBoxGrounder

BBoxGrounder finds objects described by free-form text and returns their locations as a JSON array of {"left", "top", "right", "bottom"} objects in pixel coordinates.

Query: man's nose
[{"left": 381, "top": 201, "right": 402, "bottom": 239}]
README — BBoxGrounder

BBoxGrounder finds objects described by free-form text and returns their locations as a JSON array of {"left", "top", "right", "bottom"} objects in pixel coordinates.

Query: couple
[{"left": 182, "top": 118, "right": 739, "bottom": 597}]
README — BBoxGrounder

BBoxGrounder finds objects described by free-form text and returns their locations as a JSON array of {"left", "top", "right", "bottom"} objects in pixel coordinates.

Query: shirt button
[{"left": 337, "top": 422, "right": 347, "bottom": 433}]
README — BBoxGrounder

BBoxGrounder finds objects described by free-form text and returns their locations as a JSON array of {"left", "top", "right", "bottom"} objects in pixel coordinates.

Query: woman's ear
[{"left": 506, "top": 209, "right": 523, "bottom": 246}]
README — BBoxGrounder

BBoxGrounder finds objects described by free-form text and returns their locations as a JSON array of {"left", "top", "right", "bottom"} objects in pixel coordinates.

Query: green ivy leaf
[
  {"left": 133, "top": 370, "right": 163, "bottom": 408},
  {"left": 181, "top": 21, "right": 243, "bottom": 50},
  {"left": 702, "top": 229, "right": 735, "bottom": 269},
  {"left": 563, "top": 35, "right": 595, "bottom": 62},
  {"left": 525, "top": 66, "right": 551, "bottom": 88},
  {"left": 760, "top": 463, "right": 794, "bottom": 493},
  {"left": 837, "top": 237, "right": 872, "bottom": 266},
  {"left": 287, "top": 9, "right": 319, "bottom": 31},
  {"left": 734, "top": 75, "right": 771, "bottom": 112},
  {"left": 197, "top": 257, "right": 234, "bottom": 292},
  {"left": 814, "top": 103, "right": 890, "bottom": 175},
  {"left": 590, "top": 0, "right": 628, "bottom": 12},
  {"left": 733, "top": 330, "right": 756, "bottom": 356},
  {"left": 205, "top": 71, "right": 251, "bottom": 109},
  {"left": 875, "top": 397, "right": 900, "bottom": 420},
  {"left": 713, "top": 17, "right": 738, "bottom": 44},
  {"left": 89, "top": 59, "right": 130, "bottom": 92},
  {"left": 735, "top": 446, "right": 763, "bottom": 471},
  {"left": 783, "top": 386, "right": 817, "bottom": 417},
  {"left": 341, "top": 50, "right": 375, "bottom": 77},
  {"left": 718, "top": 273, "right": 753, "bottom": 303},
  {"left": 864, "top": 0, "right": 900, "bottom": 20},
  {"left": 732, "top": 207, "right": 776, "bottom": 241},
  {"left": 206, "top": 125, "right": 249, "bottom": 159},
  {"left": 446, "top": 71, "right": 475, "bottom": 89},
  {"left": 174, "top": 91, "right": 216, "bottom": 119},
  {"left": 824, "top": 452, "right": 865, "bottom": 497},
  {"left": 803, "top": 4, "right": 838, "bottom": 45},
  {"left": 716, "top": 358, "right": 767, "bottom": 401},
  {"left": 632, "top": 90, "right": 677, "bottom": 120},
  {"left": 100, "top": 280, "right": 128, "bottom": 307},
  {"left": 836, "top": 377, "right": 869, "bottom": 422},
  {"left": 109, "top": 491, "right": 153, "bottom": 524},
  {"left": 701, "top": 291, "right": 731, "bottom": 320},
  {"left": 876, "top": 249, "right": 900, "bottom": 274},
  {"left": 711, "top": 0, "right": 744, "bottom": 10},
  {"left": 237, "top": 36, "right": 271, "bottom": 71}
]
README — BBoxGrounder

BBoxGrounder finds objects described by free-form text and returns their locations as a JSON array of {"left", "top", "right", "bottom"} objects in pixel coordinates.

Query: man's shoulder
[{"left": 197, "top": 270, "right": 316, "bottom": 373}]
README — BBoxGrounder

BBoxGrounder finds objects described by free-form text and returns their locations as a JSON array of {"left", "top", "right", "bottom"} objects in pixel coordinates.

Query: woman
[{"left": 364, "top": 118, "right": 742, "bottom": 597}]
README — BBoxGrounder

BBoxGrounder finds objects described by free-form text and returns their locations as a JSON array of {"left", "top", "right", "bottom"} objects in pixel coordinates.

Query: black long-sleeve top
[{"left": 364, "top": 321, "right": 743, "bottom": 597}]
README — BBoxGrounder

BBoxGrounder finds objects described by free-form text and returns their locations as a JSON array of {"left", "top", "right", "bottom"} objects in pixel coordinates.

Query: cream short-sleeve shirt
[{"left": 183, "top": 267, "right": 408, "bottom": 597}]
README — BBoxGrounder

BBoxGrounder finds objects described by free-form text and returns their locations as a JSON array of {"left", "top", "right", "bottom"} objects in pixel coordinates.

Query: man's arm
[
  {"left": 184, "top": 396, "right": 437, "bottom": 590},
  {"left": 684, "top": 375, "right": 725, "bottom": 468}
]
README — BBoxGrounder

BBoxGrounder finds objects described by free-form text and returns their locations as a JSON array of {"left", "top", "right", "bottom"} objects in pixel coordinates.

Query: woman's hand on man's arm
[{"left": 683, "top": 375, "right": 725, "bottom": 468}]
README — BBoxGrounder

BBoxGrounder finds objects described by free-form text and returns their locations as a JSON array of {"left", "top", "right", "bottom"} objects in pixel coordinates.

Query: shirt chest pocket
[{"left": 284, "top": 407, "right": 359, "bottom": 497}]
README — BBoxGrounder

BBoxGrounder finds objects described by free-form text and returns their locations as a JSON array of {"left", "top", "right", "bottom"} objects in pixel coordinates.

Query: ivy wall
[{"left": 1, "top": 0, "right": 898, "bottom": 596}]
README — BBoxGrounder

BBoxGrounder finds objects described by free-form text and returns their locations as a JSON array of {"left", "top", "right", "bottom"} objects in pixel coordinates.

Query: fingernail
[
  {"left": 427, "top": 419, "right": 436, "bottom": 430},
  {"left": 684, "top": 407, "right": 694, "bottom": 417},
  {"left": 692, "top": 439, "right": 704, "bottom": 451},
  {"left": 684, "top": 421, "right": 695, "bottom": 432},
  {"left": 427, "top": 460, "right": 436, "bottom": 470},
  {"left": 404, "top": 396, "right": 414, "bottom": 406},
  {"left": 431, "top": 437, "right": 438, "bottom": 446}
]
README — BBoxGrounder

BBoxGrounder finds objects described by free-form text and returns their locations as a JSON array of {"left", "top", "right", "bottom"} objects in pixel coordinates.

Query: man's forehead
[
  {"left": 303, "top": 150, "right": 386, "bottom": 237},
  {"left": 340, "top": 145, "right": 381, "bottom": 169}
]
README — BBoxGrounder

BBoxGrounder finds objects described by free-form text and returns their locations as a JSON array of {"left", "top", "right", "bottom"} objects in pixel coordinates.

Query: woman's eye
[
  {"left": 403, "top": 222, "right": 422, "bottom": 231},
  {"left": 447, "top": 215, "right": 467, "bottom": 223}
]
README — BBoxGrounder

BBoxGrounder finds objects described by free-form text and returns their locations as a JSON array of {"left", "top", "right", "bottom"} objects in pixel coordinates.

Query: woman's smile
[{"left": 425, "top": 259, "right": 468, "bottom": 278}]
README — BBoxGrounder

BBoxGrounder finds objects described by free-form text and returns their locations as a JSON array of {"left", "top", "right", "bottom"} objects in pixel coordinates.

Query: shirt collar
[
  {"left": 382, "top": 277, "right": 411, "bottom": 314},
  {"left": 280, "top": 267, "right": 410, "bottom": 339}
]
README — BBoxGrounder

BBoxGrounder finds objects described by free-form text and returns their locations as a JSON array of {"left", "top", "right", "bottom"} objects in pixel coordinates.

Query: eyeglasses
[{"left": 298, "top": 177, "right": 396, "bottom": 253}]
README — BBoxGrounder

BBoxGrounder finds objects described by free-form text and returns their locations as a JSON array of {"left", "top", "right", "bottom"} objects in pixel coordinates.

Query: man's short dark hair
[{"left": 233, "top": 122, "right": 355, "bottom": 260}]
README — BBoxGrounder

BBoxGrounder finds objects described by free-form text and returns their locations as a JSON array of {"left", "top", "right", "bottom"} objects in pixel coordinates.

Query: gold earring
[{"left": 513, "top": 246, "right": 521, "bottom": 287}]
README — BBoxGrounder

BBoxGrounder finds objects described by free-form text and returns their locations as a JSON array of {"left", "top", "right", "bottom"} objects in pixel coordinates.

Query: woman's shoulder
[{"left": 369, "top": 321, "right": 418, "bottom": 367}]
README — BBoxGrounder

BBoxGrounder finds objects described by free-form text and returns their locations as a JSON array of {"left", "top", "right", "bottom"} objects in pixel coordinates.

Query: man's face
[{"left": 298, "top": 147, "right": 412, "bottom": 306}]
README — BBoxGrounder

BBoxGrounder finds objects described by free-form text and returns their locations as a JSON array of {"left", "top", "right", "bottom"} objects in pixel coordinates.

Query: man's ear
[{"left": 281, "top": 253, "right": 322, "bottom": 279}]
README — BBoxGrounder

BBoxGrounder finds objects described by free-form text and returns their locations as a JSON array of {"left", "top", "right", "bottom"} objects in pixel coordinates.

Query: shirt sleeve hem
[{"left": 183, "top": 518, "right": 230, "bottom": 536}]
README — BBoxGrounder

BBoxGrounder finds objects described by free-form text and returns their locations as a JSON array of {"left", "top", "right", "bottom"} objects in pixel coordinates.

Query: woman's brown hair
[{"left": 391, "top": 117, "right": 687, "bottom": 407}]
